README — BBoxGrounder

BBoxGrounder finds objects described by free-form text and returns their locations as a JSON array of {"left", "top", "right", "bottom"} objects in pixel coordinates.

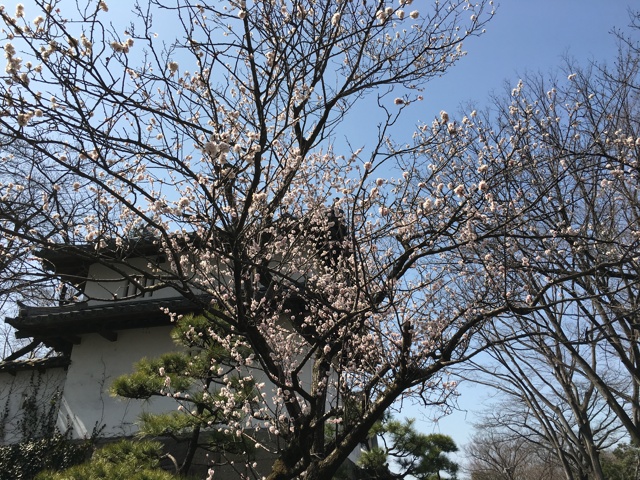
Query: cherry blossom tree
[{"left": 0, "top": 1, "right": 576, "bottom": 478}]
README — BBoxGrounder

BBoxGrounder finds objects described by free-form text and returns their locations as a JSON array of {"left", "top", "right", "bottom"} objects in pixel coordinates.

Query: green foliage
[
  {"left": 601, "top": 443, "right": 640, "bottom": 480},
  {"left": 35, "top": 439, "right": 176, "bottom": 480},
  {"left": 359, "top": 416, "right": 459, "bottom": 480},
  {"left": 0, "top": 371, "right": 86, "bottom": 480},
  {"left": 0, "top": 431, "right": 93, "bottom": 480},
  {"left": 112, "top": 352, "right": 193, "bottom": 399},
  {"left": 112, "top": 314, "right": 258, "bottom": 473}
]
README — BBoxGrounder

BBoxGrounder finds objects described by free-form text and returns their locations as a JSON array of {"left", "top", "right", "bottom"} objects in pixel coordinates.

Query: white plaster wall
[
  {"left": 62, "top": 326, "right": 179, "bottom": 439},
  {"left": 0, "top": 367, "right": 67, "bottom": 444},
  {"left": 59, "top": 324, "right": 364, "bottom": 467},
  {"left": 84, "top": 260, "right": 179, "bottom": 304}
]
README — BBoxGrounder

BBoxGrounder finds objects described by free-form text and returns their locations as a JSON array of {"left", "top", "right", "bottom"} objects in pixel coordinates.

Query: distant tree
[
  {"left": 460, "top": 312, "right": 625, "bottom": 480},
  {"left": 465, "top": 426, "right": 565, "bottom": 480},
  {"left": 601, "top": 443, "right": 640, "bottom": 480},
  {"left": 358, "top": 416, "right": 458, "bottom": 480}
]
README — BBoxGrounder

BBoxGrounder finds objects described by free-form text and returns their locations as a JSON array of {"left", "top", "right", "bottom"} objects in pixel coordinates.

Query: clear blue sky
[
  {"left": 423, "top": 1, "right": 635, "bottom": 116},
  {"left": 398, "top": 0, "right": 636, "bottom": 469}
]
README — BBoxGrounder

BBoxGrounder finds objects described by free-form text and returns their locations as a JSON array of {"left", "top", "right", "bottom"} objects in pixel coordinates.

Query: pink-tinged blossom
[
  {"left": 16, "top": 113, "right": 30, "bottom": 127},
  {"left": 4, "top": 42, "right": 15, "bottom": 57},
  {"left": 409, "top": 10, "right": 419, "bottom": 19},
  {"left": 396, "top": 10, "right": 405, "bottom": 20},
  {"left": 394, "top": 97, "right": 405, "bottom": 105},
  {"left": 167, "top": 61, "right": 179, "bottom": 74},
  {"left": 331, "top": 12, "right": 340, "bottom": 26},
  {"left": 238, "top": 9, "right": 246, "bottom": 19},
  {"left": 454, "top": 184, "right": 465, "bottom": 197}
]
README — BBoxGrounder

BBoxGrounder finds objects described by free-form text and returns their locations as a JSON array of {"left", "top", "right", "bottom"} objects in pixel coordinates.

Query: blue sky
[{"left": 423, "top": 1, "right": 635, "bottom": 116}]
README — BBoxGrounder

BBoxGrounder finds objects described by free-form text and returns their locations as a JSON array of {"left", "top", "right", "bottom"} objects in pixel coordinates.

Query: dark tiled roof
[
  {"left": 0, "top": 355, "right": 70, "bottom": 374},
  {"left": 5, "top": 296, "right": 206, "bottom": 346},
  {"left": 35, "top": 239, "right": 163, "bottom": 284}
]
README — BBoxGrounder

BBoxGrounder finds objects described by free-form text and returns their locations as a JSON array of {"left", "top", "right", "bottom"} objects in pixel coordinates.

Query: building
[{"left": 1, "top": 238, "right": 206, "bottom": 442}]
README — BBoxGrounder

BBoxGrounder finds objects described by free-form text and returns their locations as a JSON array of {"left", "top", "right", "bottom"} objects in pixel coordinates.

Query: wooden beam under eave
[
  {"left": 62, "top": 335, "right": 82, "bottom": 345},
  {"left": 99, "top": 331, "right": 118, "bottom": 342}
]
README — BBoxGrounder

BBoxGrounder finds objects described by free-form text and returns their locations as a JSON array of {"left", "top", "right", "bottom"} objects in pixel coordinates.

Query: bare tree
[
  {"left": 465, "top": 425, "right": 566, "bottom": 480},
  {"left": 462, "top": 313, "right": 625, "bottom": 480}
]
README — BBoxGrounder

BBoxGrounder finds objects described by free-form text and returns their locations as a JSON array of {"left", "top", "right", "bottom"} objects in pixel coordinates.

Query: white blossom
[
  {"left": 16, "top": 113, "right": 31, "bottom": 127},
  {"left": 168, "top": 61, "right": 179, "bottom": 74}
]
